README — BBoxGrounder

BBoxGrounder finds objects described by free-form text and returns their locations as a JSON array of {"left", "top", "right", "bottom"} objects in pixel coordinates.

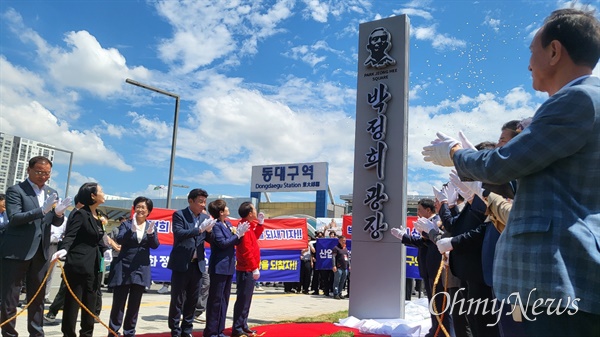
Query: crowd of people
[
  {"left": 408, "top": 8, "right": 599, "bottom": 337},
  {"left": 0, "top": 161, "right": 267, "bottom": 337}
]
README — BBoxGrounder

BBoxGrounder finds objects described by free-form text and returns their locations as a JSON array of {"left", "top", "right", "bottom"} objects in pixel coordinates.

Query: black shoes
[{"left": 44, "top": 313, "right": 56, "bottom": 323}]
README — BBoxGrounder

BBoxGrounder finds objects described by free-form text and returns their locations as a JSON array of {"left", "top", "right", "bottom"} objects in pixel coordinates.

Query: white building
[{"left": 0, "top": 132, "right": 56, "bottom": 193}]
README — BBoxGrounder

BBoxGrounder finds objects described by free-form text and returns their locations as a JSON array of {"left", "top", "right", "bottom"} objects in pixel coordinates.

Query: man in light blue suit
[{"left": 422, "top": 8, "right": 600, "bottom": 336}]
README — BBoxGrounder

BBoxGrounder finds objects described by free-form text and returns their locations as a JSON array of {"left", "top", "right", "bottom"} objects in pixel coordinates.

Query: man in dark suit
[
  {"left": 167, "top": 188, "right": 215, "bottom": 337},
  {"left": 1, "top": 156, "right": 71, "bottom": 337},
  {"left": 393, "top": 198, "right": 455, "bottom": 337}
]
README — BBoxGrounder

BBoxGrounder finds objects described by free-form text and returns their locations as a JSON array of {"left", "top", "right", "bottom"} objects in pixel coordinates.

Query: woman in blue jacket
[{"left": 107, "top": 196, "right": 160, "bottom": 337}]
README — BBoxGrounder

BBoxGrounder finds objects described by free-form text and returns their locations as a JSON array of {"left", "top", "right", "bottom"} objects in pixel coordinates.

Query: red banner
[
  {"left": 342, "top": 215, "right": 352, "bottom": 239},
  {"left": 231, "top": 218, "right": 308, "bottom": 250},
  {"left": 341, "top": 215, "right": 419, "bottom": 239},
  {"left": 146, "top": 208, "right": 308, "bottom": 250}
]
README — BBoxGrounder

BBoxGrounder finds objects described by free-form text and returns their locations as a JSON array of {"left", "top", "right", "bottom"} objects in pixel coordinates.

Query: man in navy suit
[
  {"left": 1, "top": 156, "right": 71, "bottom": 337},
  {"left": 423, "top": 8, "right": 600, "bottom": 336},
  {"left": 167, "top": 188, "right": 215, "bottom": 337}
]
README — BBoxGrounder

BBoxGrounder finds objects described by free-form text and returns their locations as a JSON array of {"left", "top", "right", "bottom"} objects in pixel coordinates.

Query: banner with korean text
[
  {"left": 314, "top": 237, "right": 420, "bottom": 279},
  {"left": 146, "top": 208, "right": 307, "bottom": 282}
]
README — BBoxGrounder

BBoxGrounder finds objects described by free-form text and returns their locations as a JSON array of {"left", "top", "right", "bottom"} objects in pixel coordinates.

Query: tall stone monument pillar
[{"left": 349, "top": 14, "right": 410, "bottom": 319}]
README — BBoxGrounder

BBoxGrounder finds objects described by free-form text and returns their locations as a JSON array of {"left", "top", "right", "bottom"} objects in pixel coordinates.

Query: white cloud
[
  {"left": 484, "top": 16, "right": 501, "bottom": 32},
  {"left": 412, "top": 25, "right": 467, "bottom": 50},
  {"left": 394, "top": 8, "right": 433, "bottom": 20},
  {"left": 2, "top": 9, "right": 149, "bottom": 98},
  {"left": 0, "top": 58, "right": 133, "bottom": 172},
  {"left": 155, "top": 0, "right": 294, "bottom": 73},
  {"left": 47, "top": 31, "right": 150, "bottom": 97}
]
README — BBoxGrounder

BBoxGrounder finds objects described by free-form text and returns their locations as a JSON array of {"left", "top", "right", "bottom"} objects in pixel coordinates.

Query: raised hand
[
  {"left": 42, "top": 193, "right": 58, "bottom": 214},
  {"left": 422, "top": 132, "right": 460, "bottom": 167}
]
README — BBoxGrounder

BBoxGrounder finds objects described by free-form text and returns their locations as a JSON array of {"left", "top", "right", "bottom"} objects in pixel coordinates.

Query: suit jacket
[
  {"left": 61, "top": 206, "right": 106, "bottom": 276},
  {"left": 2, "top": 180, "right": 63, "bottom": 260},
  {"left": 454, "top": 76, "right": 600, "bottom": 314},
  {"left": 167, "top": 207, "right": 209, "bottom": 273},
  {"left": 209, "top": 219, "right": 240, "bottom": 275},
  {"left": 401, "top": 215, "right": 441, "bottom": 282},
  {"left": 439, "top": 199, "right": 487, "bottom": 282},
  {"left": 108, "top": 219, "right": 160, "bottom": 288}
]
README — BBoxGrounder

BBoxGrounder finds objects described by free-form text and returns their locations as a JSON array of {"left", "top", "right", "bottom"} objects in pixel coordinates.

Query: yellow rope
[
  {"left": 0, "top": 259, "right": 119, "bottom": 337},
  {"left": 431, "top": 254, "right": 450, "bottom": 337}
]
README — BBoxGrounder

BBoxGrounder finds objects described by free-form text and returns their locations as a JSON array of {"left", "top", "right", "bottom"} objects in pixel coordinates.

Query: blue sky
[{"left": 1, "top": 0, "right": 598, "bottom": 204}]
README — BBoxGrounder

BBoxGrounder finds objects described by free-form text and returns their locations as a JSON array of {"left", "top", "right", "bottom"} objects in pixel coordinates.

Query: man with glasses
[{"left": 1, "top": 156, "right": 71, "bottom": 337}]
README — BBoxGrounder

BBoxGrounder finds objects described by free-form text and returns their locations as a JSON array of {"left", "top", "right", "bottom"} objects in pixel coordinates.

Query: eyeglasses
[{"left": 33, "top": 171, "right": 52, "bottom": 176}]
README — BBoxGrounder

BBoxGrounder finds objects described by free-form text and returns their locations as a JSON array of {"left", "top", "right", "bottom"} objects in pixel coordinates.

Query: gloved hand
[
  {"left": 236, "top": 221, "right": 250, "bottom": 238},
  {"left": 146, "top": 221, "right": 155, "bottom": 234},
  {"left": 390, "top": 227, "right": 404, "bottom": 240},
  {"left": 54, "top": 197, "right": 72, "bottom": 216},
  {"left": 449, "top": 173, "right": 475, "bottom": 201},
  {"left": 131, "top": 213, "right": 138, "bottom": 224},
  {"left": 42, "top": 193, "right": 58, "bottom": 214},
  {"left": 458, "top": 130, "right": 477, "bottom": 151},
  {"left": 449, "top": 170, "right": 483, "bottom": 199},
  {"left": 436, "top": 238, "right": 454, "bottom": 254},
  {"left": 446, "top": 182, "right": 459, "bottom": 207},
  {"left": 51, "top": 249, "right": 67, "bottom": 262},
  {"left": 414, "top": 217, "right": 436, "bottom": 234},
  {"left": 252, "top": 268, "right": 260, "bottom": 280},
  {"left": 257, "top": 212, "right": 265, "bottom": 225},
  {"left": 199, "top": 218, "right": 216, "bottom": 233},
  {"left": 422, "top": 132, "right": 460, "bottom": 167},
  {"left": 432, "top": 185, "right": 448, "bottom": 203}
]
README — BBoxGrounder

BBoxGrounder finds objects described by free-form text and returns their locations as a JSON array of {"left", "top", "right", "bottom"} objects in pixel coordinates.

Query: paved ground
[{"left": 11, "top": 266, "right": 351, "bottom": 336}]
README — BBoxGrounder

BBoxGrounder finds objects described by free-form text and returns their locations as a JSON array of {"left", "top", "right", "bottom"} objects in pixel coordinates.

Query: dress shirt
[{"left": 27, "top": 178, "right": 46, "bottom": 207}]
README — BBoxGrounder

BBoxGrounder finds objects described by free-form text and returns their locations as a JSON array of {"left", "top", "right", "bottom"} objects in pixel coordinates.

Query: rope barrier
[
  {"left": 431, "top": 253, "right": 450, "bottom": 337},
  {"left": 0, "top": 259, "right": 118, "bottom": 337}
]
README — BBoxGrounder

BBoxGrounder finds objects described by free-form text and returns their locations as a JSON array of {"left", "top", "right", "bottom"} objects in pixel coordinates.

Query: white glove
[
  {"left": 436, "top": 238, "right": 454, "bottom": 254},
  {"left": 446, "top": 182, "right": 459, "bottom": 207},
  {"left": 458, "top": 130, "right": 477, "bottom": 151},
  {"left": 252, "top": 268, "right": 260, "bottom": 280},
  {"left": 449, "top": 173, "right": 475, "bottom": 201},
  {"left": 449, "top": 171, "right": 483, "bottom": 200},
  {"left": 236, "top": 221, "right": 250, "bottom": 238},
  {"left": 432, "top": 186, "right": 448, "bottom": 203},
  {"left": 55, "top": 197, "right": 72, "bottom": 216},
  {"left": 146, "top": 221, "right": 155, "bottom": 234},
  {"left": 390, "top": 227, "right": 404, "bottom": 240},
  {"left": 414, "top": 217, "right": 436, "bottom": 233},
  {"left": 422, "top": 132, "right": 459, "bottom": 167},
  {"left": 51, "top": 249, "right": 67, "bottom": 262},
  {"left": 257, "top": 212, "right": 265, "bottom": 225},
  {"left": 199, "top": 218, "right": 216, "bottom": 233},
  {"left": 42, "top": 193, "right": 58, "bottom": 214}
]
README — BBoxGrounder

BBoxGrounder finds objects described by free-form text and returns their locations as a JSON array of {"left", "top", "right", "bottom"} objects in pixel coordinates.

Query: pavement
[{"left": 11, "top": 266, "right": 351, "bottom": 336}]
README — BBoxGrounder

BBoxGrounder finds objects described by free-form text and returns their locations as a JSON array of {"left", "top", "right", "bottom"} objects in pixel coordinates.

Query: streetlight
[
  {"left": 126, "top": 78, "right": 180, "bottom": 209},
  {"left": 37, "top": 143, "right": 73, "bottom": 199}
]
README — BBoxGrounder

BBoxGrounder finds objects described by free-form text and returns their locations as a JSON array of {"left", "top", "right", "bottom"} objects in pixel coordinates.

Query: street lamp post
[
  {"left": 37, "top": 143, "right": 73, "bottom": 199},
  {"left": 126, "top": 78, "right": 180, "bottom": 209}
]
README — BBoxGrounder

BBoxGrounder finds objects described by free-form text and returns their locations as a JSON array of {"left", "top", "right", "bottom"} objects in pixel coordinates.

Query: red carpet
[{"left": 138, "top": 322, "right": 390, "bottom": 337}]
